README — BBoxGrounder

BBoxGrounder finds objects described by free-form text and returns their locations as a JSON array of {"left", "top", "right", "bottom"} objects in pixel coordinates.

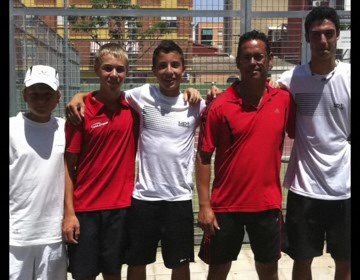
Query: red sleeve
[
  {"left": 197, "top": 101, "right": 220, "bottom": 154},
  {"left": 65, "top": 120, "right": 83, "bottom": 154}
]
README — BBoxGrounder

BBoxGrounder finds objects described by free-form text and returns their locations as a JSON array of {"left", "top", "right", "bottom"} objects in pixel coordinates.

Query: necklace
[{"left": 310, "top": 59, "right": 338, "bottom": 81}]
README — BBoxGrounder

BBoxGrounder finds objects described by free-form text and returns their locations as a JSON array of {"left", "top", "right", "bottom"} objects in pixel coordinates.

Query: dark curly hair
[
  {"left": 305, "top": 6, "right": 340, "bottom": 38},
  {"left": 152, "top": 40, "right": 185, "bottom": 67},
  {"left": 236, "top": 30, "right": 271, "bottom": 58}
]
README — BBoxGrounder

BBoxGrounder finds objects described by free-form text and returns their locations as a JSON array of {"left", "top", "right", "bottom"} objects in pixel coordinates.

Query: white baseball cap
[{"left": 24, "top": 65, "right": 59, "bottom": 91}]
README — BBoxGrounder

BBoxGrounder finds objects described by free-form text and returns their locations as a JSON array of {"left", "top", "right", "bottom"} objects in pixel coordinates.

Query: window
[
  {"left": 57, "top": 16, "right": 64, "bottom": 26},
  {"left": 268, "top": 26, "right": 287, "bottom": 42},
  {"left": 201, "top": 29, "right": 213, "bottom": 46},
  {"left": 161, "top": 16, "right": 177, "bottom": 28}
]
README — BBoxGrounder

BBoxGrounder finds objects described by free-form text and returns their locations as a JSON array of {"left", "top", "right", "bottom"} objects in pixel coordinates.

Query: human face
[
  {"left": 95, "top": 54, "right": 127, "bottom": 93},
  {"left": 23, "top": 84, "right": 60, "bottom": 122},
  {"left": 236, "top": 39, "right": 272, "bottom": 82},
  {"left": 152, "top": 51, "right": 185, "bottom": 97},
  {"left": 306, "top": 19, "right": 338, "bottom": 61}
]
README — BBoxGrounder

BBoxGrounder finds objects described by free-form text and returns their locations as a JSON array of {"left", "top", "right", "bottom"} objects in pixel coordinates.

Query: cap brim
[{"left": 24, "top": 79, "right": 58, "bottom": 91}]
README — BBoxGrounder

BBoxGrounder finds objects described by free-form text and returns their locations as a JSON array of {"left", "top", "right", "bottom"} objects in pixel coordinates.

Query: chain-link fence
[{"left": 10, "top": 0, "right": 350, "bottom": 244}]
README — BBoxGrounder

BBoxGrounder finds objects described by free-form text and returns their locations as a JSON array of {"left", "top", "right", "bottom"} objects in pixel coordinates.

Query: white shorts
[{"left": 10, "top": 242, "right": 68, "bottom": 280}]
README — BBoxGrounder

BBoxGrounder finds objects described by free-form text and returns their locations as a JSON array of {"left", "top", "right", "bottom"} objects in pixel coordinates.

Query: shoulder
[
  {"left": 268, "top": 83, "right": 290, "bottom": 94},
  {"left": 280, "top": 64, "right": 306, "bottom": 79},
  {"left": 337, "top": 61, "right": 351, "bottom": 76},
  {"left": 338, "top": 60, "right": 350, "bottom": 69},
  {"left": 53, "top": 116, "right": 66, "bottom": 129},
  {"left": 216, "top": 82, "right": 238, "bottom": 102},
  {"left": 267, "top": 85, "right": 292, "bottom": 103},
  {"left": 10, "top": 112, "right": 21, "bottom": 120},
  {"left": 10, "top": 112, "right": 23, "bottom": 125},
  {"left": 207, "top": 91, "right": 229, "bottom": 110},
  {"left": 125, "top": 83, "right": 151, "bottom": 94},
  {"left": 278, "top": 64, "right": 308, "bottom": 90},
  {"left": 54, "top": 116, "right": 65, "bottom": 123},
  {"left": 205, "top": 84, "right": 236, "bottom": 114},
  {"left": 124, "top": 84, "right": 153, "bottom": 102},
  {"left": 84, "top": 91, "right": 95, "bottom": 103}
]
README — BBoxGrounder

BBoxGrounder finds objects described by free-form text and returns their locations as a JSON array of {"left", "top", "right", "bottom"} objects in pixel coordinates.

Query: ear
[{"left": 305, "top": 33, "right": 310, "bottom": 43}]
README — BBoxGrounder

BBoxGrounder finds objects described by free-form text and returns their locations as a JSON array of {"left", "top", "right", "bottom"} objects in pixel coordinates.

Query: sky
[
  {"left": 194, "top": 0, "right": 224, "bottom": 24},
  {"left": 194, "top": 0, "right": 224, "bottom": 10}
]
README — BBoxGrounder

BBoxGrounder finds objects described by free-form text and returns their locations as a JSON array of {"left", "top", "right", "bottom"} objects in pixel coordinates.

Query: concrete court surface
[{"left": 67, "top": 244, "right": 336, "bottom": 280}]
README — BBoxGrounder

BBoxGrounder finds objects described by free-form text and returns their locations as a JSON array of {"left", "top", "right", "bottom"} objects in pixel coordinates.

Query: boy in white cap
[{"left": 9, "top": 65, "right": 67, "bottom": 280}]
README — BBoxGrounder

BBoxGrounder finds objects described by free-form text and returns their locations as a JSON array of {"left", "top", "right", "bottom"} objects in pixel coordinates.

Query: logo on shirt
[
  {"left": 274, "top": 108, "right": 280, "bottom": 114},
  {"left": 333, "top": 103, "right": 344, "bottom": 110},
  {"left": 91, "top": 121, "right": 109, "bottom": 128},
  {"left": 178, "top": 121, "right": 190, "bottom": 127}
]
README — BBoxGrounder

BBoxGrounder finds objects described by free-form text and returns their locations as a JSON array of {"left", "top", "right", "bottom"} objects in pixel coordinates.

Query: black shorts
[
  {"left": 67, "top": 209, "right": 128, "bottom": 279},
  {"left": 283, "top": 191, "right": 350, "bottom": 261},
  {"left": 198, "top": 209, "right": 283, "bottom": 264},
  {"left": 125, "top": 198, "right": 195, "bottom": 269}
]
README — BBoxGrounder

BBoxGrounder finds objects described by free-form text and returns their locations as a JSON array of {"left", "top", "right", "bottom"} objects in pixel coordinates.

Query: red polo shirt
[
  {"left": 198, "top": 81, "right": 295, "bottom": 212},
  {"left": 66, "top": 92, "right": 139, "bottom": 212}
]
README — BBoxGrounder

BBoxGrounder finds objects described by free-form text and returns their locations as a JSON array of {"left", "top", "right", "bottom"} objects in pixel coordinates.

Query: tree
[{"left": 68, "top": 0, "right": 170, "bottom": 63}]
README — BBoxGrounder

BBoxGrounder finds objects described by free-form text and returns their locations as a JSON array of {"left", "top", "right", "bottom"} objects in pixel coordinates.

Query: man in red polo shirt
[
  {"left": 196, "top": 30, "right": 296, "bottom": 280},
  {"left": 63, "top": 43, "right": 139, "bottom": 280}
]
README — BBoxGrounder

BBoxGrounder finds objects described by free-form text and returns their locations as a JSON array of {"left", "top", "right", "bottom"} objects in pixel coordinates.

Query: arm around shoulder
[{"left": 66, "top": 92, "right": 90, "bottom": 125}]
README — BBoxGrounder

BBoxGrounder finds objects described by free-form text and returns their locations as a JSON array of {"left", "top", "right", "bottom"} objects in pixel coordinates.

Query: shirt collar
[{"left": 86, "top": 91, "right": 129, "bottom": 116}]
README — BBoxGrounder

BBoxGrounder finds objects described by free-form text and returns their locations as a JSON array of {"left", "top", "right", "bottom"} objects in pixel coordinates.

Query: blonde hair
[{"left": 95, "top": 42, "right": 129, "bottom": 69}]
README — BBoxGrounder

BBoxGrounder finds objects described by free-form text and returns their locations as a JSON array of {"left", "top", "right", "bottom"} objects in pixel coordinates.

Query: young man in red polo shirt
[{"left": 63, "top": 43, "right": 139, "bottom": 280}]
